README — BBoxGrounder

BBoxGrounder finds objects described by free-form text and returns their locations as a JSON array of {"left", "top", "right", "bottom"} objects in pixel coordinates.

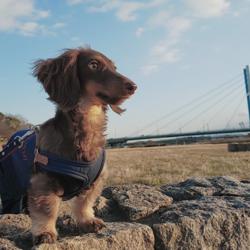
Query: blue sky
[{"left": 0, "top": 0, "right": 250, "bottom": 137}]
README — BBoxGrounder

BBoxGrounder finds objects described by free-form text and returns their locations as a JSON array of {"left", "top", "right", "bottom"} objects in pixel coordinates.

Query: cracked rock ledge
[{"left": 0, "top": 176, "right": 249, "bottom": 250}]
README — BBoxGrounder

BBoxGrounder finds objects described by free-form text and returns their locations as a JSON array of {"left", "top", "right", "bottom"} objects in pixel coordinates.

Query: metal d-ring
[{"left": 14, "top": 136, "right": 24, "bottom": 149}]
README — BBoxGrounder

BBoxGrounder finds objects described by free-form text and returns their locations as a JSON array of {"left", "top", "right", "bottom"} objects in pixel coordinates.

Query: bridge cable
[
  {"left": 206, "top": 85, "right": 245, "bottom": 125},
  {"left": 224, "top": 96, "right": 246, "bottom": 129},
  {"left": 130, "top": 73, "right": 243, "bottom": 136},
  {"left": 150, "top": 80, "right": 243, "bottom": 134},
  {"left": 170, "top": 84, "right": 244, "bottom": 134}
]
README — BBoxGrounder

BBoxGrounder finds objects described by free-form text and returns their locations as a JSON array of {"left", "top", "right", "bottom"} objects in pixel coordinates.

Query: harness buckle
[{"left": 14, "top": 136, "right": 24, "bottom": 149}]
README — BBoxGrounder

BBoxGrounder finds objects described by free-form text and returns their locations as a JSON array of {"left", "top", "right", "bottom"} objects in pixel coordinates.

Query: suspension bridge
[{"left": 108, "top": 65, "right": 250, "bottom": 147}]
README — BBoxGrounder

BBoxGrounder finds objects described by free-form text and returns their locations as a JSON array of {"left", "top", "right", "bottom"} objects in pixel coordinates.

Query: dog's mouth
[{"left": 96, "top": 92, "right": 132, "bottom": 114}]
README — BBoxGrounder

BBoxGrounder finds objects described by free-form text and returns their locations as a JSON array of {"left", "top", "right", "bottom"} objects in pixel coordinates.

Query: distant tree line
[{"left": 0, "top": 112, "right": 31, "bottom": 139}]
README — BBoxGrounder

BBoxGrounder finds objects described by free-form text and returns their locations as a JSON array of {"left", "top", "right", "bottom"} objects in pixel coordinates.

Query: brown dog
[{"left": 29, "top": 48, "right": 136, "bottom": 245}]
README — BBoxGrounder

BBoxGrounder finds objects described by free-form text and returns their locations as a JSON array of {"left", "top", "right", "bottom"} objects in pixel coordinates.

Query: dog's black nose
[{"left": 125, "top": 82, "right": 137, "bottom": 94}]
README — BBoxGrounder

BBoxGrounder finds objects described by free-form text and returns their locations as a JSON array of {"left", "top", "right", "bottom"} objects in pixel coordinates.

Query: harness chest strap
[{"left": 33, "top": 148, "right": 106, "bottom": 200}]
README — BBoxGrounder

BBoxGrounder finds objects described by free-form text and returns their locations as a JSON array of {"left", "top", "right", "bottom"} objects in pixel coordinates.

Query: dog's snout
[{"left": 125, "top": 82, "right": 137, "bottom": 95}]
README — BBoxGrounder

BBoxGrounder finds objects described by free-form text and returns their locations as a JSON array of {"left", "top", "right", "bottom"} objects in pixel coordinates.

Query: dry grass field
[
  {"left": 1, "top": 142, "right": 249, "bottom": 186},
  {"left": 106, "top": 143, "right": 250, "bottom": 186}
]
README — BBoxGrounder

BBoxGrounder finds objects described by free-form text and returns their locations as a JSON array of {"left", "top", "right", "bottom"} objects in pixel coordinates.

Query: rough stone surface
[
  {"left": 0, "top": 214, "right": 32, "bottom": 249},
  {"left": 106, "top": 184, "right": 173, "bottom": 221},
  {"left": 35, "top": 223, "right": 154, "bottom": 250},
  {"left": 0, "top": 214, "right": 154, "bottom": 250},
  {"left": 153, "top": 196, "right": 250, "bottom": 250},
  {"left": 161, "top": 176, "right": 250, "bottom": 201},
  {"left": 0, "top": 176, "right": 249, "bottom": 250},
  {"left": 0, "top": 238, "right": 20, "bottom": 250}
]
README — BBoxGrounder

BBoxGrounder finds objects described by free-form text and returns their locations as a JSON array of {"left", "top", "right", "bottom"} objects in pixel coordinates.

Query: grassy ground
[
  {"left": 1, "top": 142, "right": 249, "bottom": 186},
  {"left": 106, "top": 144, "right": 250, "bottom": 186}
]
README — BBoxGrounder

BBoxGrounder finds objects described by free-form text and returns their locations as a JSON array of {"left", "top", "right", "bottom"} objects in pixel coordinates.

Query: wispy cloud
[
  {"left": 53, "top": 22, "right": 66, "bottom": 29},
  {"left": 65, "top": 0, "right": 232, "bottom": 75},
  {"left": 185, "top": 0, "right": 230, "bottom": 18},
  {"left": 141, "top": 13, "right": 192, "bottom": 75},
  {"left": 148, "top": 10, "right": 169, "bottom": 28},
  {"left": 141, "top": 64, "right": 159, "bottom": 76},
  {"left": 68, "top": 0, "right": 166, "bottom": 22},
  {"left": 135, "top": 27, "right": 144, "bottom": 38},
  {"left": 115, "top": 2, "right": 144, "bottom": 22},
  {"left": 67, "top": 0, "right": 94, "bottom": 5},
  {"left": 141, "top": 0, "right": 231, "bottom": 75},
  {"left": 167, "top": 16, "right": 192, "bottom": 40},
  {"left": 0, "top": 0, "right": 50, "bottom": 36}
]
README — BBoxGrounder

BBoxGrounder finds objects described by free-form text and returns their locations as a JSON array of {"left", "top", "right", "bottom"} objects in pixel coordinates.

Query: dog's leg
[
  {"left": 28, "top": 173, "right": 62, "bottom": 245},
  {"left": 72, "top": 168, "right": 107, "bottom": 233}
]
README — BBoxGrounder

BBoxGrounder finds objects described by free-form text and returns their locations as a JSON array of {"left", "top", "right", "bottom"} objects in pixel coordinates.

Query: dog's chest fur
[{"left": 74, "top": 101, "right": 107, "bottom": 162}]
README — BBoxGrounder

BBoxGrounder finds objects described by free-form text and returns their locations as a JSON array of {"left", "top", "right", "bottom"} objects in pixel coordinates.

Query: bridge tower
[{"left": 243, "top": 65, "right": 250, "bottom": 127}]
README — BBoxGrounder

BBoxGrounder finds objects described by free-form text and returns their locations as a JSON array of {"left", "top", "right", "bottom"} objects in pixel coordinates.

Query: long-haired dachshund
[{"left": 29, "top": 48, "right": 136, "bottom": 245}]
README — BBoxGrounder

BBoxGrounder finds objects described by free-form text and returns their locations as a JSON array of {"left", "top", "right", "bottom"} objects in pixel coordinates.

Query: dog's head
[{"left": 33, "top": 48, "right": 137, "bottom": 113}]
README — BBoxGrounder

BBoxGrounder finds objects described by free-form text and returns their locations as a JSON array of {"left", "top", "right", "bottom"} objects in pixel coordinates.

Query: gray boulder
[
  {"left": 153, "top": 196, "right": 250, "bottom": 250},
  {"left": 161, "top": 176, "right": 250, "bottom": 201},
  {"left": 0, "top": 176, "right": 249, "bottom": 250},
  {"left": 106, "top": 184, "right": 173, "bottom": 221},
  {"left": 35, "top": 222, "right": 154, "bottom": 250}
]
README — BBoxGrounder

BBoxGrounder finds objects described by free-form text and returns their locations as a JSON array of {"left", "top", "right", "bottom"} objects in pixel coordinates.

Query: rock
[
  {"left": 0, "top": 215, "right": 154, "bottom": 250},
  {"left": 35, "top": 222, "right": 154, "bottom": 250},
  {"left": 161, "top": 176, "right": 250, "bottom": 201},
  {"left": 0, "top": 214, "right": 31, "bottom": 237},
  {"left": 210, "top": 176, "right": 250, "bottom": 197},
  {"left": 0, "top": 214, "right": 32, "bottom": 249},
  {"left": 153, "top": 196, "right": 250, "bottom": 250},
  {"left": 0, "top": 238, "right": 20, "bottom": 250},
  {"left": 94, "top": 196, "right": 119, "bottom": 221},
  {"left": 0, "top": 176, "right": 249, "bottom": 250},
  {"left": 107, "top": 184, "right": 173, "bottom": 221}
]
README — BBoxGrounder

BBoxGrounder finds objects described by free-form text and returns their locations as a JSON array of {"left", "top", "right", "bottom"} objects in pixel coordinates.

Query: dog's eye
[{"left": 88, "top": 60, "right": 99, "bottom": 71}]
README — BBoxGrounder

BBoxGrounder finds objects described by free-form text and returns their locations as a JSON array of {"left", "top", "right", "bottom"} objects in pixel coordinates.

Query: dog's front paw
[
  {"left": 79, "top": 217, "right": 106, "bottom": 233},
  {"left": 33, "top": 232, "right": 57, "bottom": 245}
]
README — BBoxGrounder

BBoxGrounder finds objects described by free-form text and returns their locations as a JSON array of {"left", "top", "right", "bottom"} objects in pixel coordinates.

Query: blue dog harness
[
  {"left": 0, "top": 129, "right": 105, "bottom": 208},
  {"left": 34, "top": 148, "right": 105, "bottom": 200}
]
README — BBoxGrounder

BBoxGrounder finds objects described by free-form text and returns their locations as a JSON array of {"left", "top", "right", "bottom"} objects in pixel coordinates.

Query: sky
[{"left": 0, "top": 0, "right": 250, "bottom": 138}]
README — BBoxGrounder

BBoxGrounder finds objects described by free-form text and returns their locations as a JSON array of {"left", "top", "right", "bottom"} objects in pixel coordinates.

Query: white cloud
[
  {"left": 53, "top": 22, "right": 66, "bottom": 28},
  {"left": 115, "top": 2, "right": 143, "bottom": 21},
  {"left": 87, "top": 0, "right": 119, "bottom": 12},
  {"left": 142, "top": 15, "right": 191, "bottom": 73},
  {"left": 148, "top": 10, "right": 169, "bottom": 28},
  {"left": 19, "top": 21, "right": 40, "bottom": 36},
  {"left": 147, "top": 0, "right": 167, "bottom": 8},
  {"left": 135, "top": 27, "right": 144, "bottom": 37},
  {"left": 85, "top": 0, "right": 166, "bottom": 22},
  {"left": 67, "top": 0, "right": 95, "bottom": 5},
  {"left": 167, "top": 17, "right": 192, "bottom": 39},
  {"left": 151, "top": 42, "right": 180, "bottom": 63},
  {"left": 232, "top": 11, "right": 240, "bottom": 17},
  {"left": 65, "top": 0, "right": 231, "bottom": 75},
  {"left": 186, "top": 0, "right": 230, "bottom": 18},
  {"left": 35, "top": 10, "right": 50, "bottom": 19},
  {"left": 0, "top": 0, "right": 50, "bottom": 35},
  {"left": 141, "top": 64, "right": 159, "bottom": 75},
  {"left": 67, "top": 0, "right": 85, "bottom": 5}
]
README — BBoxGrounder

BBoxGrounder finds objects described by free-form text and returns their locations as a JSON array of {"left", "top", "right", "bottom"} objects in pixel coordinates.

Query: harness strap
[
  {"left": 0, "top": 129, "right": 36, "bottom": 161},
  {"left": 34, "top": 148, "right": 106, "bottom": 200}
]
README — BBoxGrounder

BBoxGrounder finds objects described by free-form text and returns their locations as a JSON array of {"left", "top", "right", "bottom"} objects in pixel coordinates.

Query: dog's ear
[{"left": 33, "top": 50, "right": 81, "bottom": 110}]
